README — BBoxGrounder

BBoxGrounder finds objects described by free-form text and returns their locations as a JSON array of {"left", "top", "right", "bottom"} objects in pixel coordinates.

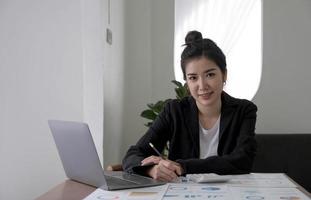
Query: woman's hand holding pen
[
  {"left": 141, "top": 142, "right": 183, "bottom": 181},
  {"left": 141, "top": 156, "right": 183, "bottom": 182},
  {"left": 141, "top": 155, "right": 162, "bottom": 166}
]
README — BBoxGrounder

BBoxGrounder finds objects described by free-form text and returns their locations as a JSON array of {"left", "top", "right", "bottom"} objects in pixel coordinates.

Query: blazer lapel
[
  {"left": 219, "top": 92, "right": 237, "bottom": 139},
  {"left": 184, "top": 97, "right": 200, "bottom": 157}
]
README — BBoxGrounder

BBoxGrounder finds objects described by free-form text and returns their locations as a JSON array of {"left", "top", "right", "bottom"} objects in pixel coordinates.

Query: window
[{"left": 174, "top": 0, "right": 262, "bottom": 100}]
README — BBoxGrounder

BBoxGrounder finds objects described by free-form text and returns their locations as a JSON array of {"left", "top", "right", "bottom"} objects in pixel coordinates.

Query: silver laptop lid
[{"left": 48, "top": 120, "right": 107, "bottom": 188}]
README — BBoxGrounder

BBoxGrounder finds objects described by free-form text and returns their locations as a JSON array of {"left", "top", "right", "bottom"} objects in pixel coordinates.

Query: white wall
[
  {"left": 81, "top": 0, "right": 105, "bottom": 164},
  {"left": 120, "top": 0, "right": 153, "bottom": 157},
  {"left": 0, "top": 0, "right": 105, "bottom": 199},
  {"left": 120, "top": 0, "right": 175, "bottom": 159},
  {"left": 101, "top": 0, "right": 175, "bottom": 168},
  {"left": 150, "top": 0, "right": 175, "bottom": 100},
  {"left": 103, "top": 0, "right": 125, "bottom": 167},
  {"left": 253, "top": 0, "right": 311, "bottom": 133}
]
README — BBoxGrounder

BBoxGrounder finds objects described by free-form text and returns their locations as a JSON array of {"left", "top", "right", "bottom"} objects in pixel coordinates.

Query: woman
[{"left": 122, "top": 30, "right": 257, "bottom": 182}]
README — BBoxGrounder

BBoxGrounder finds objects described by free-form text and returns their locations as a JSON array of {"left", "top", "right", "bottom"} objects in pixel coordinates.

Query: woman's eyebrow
[
  {"left": 204, "top": 68, "right": 217, "bottom": 73},
  {"left": 187, "top": 68, "right": 217, "bottom": 76},
  {"left": 186, "top": 73, "right": 197, "bottom": 76}
]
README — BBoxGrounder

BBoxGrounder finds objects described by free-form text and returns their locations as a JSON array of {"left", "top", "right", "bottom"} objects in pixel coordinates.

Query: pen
[
  {"left": 149, "top": 142, "right": 183, "bottom": 176},
  {"left": 149, "top": 142, "right": 164, "bottom": 158}
]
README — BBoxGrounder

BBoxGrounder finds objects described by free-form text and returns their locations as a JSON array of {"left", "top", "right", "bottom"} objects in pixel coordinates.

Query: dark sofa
[{"left": 252, "top": 134, "right": 311, "bottom": 192}]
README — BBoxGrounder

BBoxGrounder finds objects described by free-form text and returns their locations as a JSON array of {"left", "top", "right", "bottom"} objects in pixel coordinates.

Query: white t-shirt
[{"left": 199, "top": 116, "right": 220, "bottom": 159}]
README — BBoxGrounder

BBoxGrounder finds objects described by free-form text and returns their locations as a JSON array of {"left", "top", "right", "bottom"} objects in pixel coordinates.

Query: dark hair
[{"left": 180, "top": 30, "right": 226, "bottom": 80}]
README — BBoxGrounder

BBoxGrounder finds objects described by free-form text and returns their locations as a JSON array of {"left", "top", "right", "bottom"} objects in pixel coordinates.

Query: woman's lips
[{"left": 198, "top": 91, "right": 213, "bottom": 99}]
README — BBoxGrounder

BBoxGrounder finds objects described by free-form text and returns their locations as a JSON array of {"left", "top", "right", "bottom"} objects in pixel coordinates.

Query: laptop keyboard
[
  {"left": 119, "top": 173, "right": 155, "bottom": 184},
  {"left": 104, "top": 175, "right": 140, "bottom": 186}
]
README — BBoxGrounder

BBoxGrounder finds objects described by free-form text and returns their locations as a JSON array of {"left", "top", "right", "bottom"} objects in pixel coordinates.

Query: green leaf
[
  {"left": 153, "top": 100, "right": 165, "bottom": 113},
  {"left": 171, "top": 80, "right": 183, "bottom": 87},
  {"left": 180, "top": 87, "right": 189, "bottom": 98},
  {"left": 147, "top": 103, "right": 155, "bottom": 110},
  {"left": 140, "top": 109, "right": 157, "bottom": 120},
  {"left": 175, "top": 88, "right": 183, "bottom": 99},
  {"left": 141, "top": 80, "right": 188, "bottom": 129},
  {"left": 172, "top": 80, "right": 188, "bottom": 99}
]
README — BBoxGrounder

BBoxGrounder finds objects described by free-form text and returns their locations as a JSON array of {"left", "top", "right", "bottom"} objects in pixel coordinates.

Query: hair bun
[{"left": 185, "top": 30, "right": 203, "bottom": 44}]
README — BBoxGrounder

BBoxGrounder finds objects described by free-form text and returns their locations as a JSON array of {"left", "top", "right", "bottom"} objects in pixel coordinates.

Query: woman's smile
[{"left": 198, "top": 91, "right": 213, "bottom": 99}]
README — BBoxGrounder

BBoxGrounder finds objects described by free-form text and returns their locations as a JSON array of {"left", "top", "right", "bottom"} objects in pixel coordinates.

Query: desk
[
  {"left": 37, "top": 175, "right": 311, "bottom": 200},
  {"left": 36, "top": 180, "right": 96, "bottom": 200}
]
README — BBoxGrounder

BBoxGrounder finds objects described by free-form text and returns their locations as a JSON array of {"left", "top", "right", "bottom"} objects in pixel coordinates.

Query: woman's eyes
[
  {"left": 188, "top": 76, "right": 197, "bottom": 80},
  {"left": 188, "top": 73, "right": 215, "bottom": 81},
  {"left": 206, "top": 73, "right": 215, "bottom": 78}
]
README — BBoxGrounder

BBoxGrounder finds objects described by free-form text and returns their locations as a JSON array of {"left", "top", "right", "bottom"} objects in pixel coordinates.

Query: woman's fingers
[
  {"left": 157, "top": 164, "right": 178, "bottom": 180},
  {"left": 142, "top": 157, "right": 184, "bottom": 178},
  {"left": 147, "top": 164, "right": 177, "bottom": 181},
  {"left": 159, "top": 160, "right": 183, "bottom": 176},
  {"left": 141, "top": 156, "right": 162, "bottom": 166}
]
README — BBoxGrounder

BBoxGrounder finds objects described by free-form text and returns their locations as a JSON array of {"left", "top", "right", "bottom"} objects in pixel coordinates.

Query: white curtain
[{"left": 174, "top": 0, "right": 262, "bottom": 100}]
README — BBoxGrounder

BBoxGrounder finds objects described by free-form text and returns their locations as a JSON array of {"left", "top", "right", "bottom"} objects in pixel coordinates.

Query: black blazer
[{"left": 122, "top": 92, "right": 257, "bottom": 175}]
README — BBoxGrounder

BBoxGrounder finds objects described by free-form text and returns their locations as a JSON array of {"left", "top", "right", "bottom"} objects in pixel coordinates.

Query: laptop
[{"left": 48, "top": 120, "right": 165, "bottom": 190}]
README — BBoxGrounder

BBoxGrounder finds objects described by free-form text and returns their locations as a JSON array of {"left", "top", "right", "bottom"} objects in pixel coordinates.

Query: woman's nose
[{"left": 198, "top": 77, "right": 207, "bottom": 90}]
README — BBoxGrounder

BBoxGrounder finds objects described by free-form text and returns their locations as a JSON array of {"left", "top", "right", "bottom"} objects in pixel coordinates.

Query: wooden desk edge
[{"left": 36, "top": 180, "right": 96, "bottom": 200}]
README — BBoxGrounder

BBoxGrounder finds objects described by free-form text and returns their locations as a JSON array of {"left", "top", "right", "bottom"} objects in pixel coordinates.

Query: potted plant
[
  {"left": 140, "top": 80, "right": 188, "bottom": 157},
  {"left": 140, "top": 80, "right": 188, "bottom": 127}
]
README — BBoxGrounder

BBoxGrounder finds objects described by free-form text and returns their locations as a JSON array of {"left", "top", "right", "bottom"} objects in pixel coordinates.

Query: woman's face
[{"left": 185, "top": 57, "right": 226, "bottom": 108}]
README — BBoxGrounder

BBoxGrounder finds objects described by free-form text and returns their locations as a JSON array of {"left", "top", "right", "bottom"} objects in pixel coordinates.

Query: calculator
[{"left": 186, "top": 173, "right": 231, "bottom": 183}]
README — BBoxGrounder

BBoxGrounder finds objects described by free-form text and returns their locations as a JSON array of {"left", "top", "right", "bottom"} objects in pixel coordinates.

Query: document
[
  {"left": 230, "top": 186, "right": 311, "bottom": 200},
  {"left": 227, "top": 173, "right": 297, "bottom": 188},
  {"left": 163, "top": 184, "right": 229, "bottom": 200},
  {"left": 83, "top": 184, "right": 169, "bottom": 200},
  {"left": 162, "top": 184, "right": 311, "bottom": 200},
  {"left": 83, "top": 173, "right": 310, "bottom": 200}
]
